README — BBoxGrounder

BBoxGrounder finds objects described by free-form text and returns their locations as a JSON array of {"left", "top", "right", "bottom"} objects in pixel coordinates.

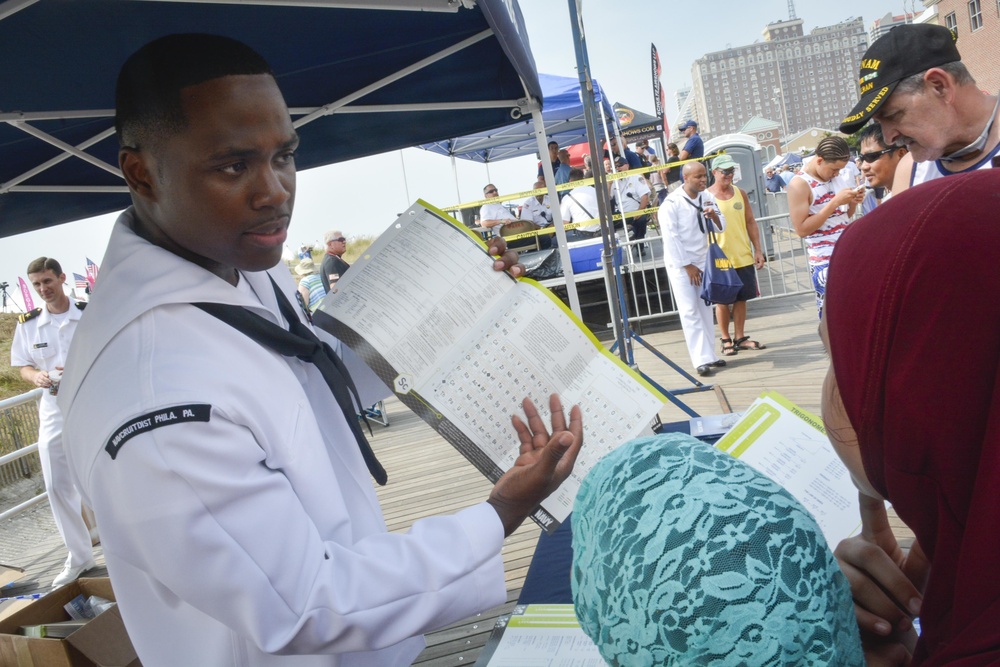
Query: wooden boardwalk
[{"left": 0, "top": 292, "right": 912, "bottom": 664}]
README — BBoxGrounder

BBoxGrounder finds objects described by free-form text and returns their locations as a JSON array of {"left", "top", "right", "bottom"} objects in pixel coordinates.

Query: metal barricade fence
[
  {"left": 0, "top": 389, "right": 44, "bottom": 521},
  {"left": 612, "top": 212, "right": 811, "bottom": 326}
]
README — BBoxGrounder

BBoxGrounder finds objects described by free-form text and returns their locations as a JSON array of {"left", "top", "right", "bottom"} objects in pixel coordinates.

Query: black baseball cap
[{"left": 839, "top": 24, "right": 960, "bottom": 134}]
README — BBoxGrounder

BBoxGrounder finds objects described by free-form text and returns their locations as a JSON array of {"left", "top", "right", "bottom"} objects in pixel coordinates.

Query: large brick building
[
  {"left": 920, "top": 0, "right": 1000, "bottom": 93},
  {"left": 690, "top": 18, "right": 868, "bottom": 140}
]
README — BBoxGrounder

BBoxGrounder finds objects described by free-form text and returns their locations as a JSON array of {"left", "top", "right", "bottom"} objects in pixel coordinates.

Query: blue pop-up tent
[
  {"left": 417, "top": 73, "right": 616, "bottom": 164},
  {"left": 0, "top": 0, "right": 542, "bottom": 239}
]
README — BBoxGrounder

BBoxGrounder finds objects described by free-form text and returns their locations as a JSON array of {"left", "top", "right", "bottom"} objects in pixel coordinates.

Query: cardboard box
[
  {"left": 0, "top": 563, "right": 26, "bottom": 589},
  {"left": 0, "top": 577, "right": 141, "bottom": 667},
  {"left": 567, "top": 237, "right": 621, "bottom": 274}
]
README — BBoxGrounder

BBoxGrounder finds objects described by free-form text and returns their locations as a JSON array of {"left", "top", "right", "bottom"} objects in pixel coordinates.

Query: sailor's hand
[
  {"left": 487, "top": 395, "right": 583, "bottom": 537},
  {"left": 33, "top": 369, "right": 51, "bottom": 389},
  {"left": 487, "top": 237, "right": 525, "bottom": 278}
]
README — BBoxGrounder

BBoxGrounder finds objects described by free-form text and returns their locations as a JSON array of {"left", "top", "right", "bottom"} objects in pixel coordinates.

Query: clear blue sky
[{"left": 0, "top": 0, "right": 913, "bottom": 309}]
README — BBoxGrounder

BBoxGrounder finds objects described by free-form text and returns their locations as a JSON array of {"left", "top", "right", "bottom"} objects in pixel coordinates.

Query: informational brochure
[
  {"left": 314, "top": 201, "right": 666, "bottom": 532},
  {"left": 714, "top": 391, "right": 862, "bottom": 546},
  {"left": 474, "top": 605, "right": 604, "bottom": 667}
]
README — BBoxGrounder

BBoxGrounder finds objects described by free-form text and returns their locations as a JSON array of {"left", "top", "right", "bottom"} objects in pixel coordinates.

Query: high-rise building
[
  {"left": 690, "top": 17, "right": 868, "bottom": 140},
  {"left": 870, "top": 12, "right": 916, "bottom": 43},
  {"left": 921, "top": 0, "right": 1000, "bottom": 94}
]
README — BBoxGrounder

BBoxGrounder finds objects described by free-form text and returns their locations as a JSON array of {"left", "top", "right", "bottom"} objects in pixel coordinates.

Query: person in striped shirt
[{"left": 787, "top": 136, "right": 865, "bottom": 318}]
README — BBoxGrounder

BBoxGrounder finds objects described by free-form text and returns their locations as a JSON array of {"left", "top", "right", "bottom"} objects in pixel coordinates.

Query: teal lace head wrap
[{"left": 571, "top": 434, "right": 863, "bottom": 666}]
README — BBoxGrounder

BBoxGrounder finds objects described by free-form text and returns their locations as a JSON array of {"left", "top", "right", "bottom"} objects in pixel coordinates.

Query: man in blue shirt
[
  {"left": 765, "top": 167, "right": 785, "bottom": 193},
  {"left": 603, "top": 135, "right": 643, "bottom": 169},
  {"left": 677, "top": 120, "right": 704, "bottom": 161}
]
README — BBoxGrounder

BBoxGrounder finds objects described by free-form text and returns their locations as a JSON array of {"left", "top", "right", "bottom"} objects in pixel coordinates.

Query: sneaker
[{"left": 52, "top": 559, "right": 97, "bottom": 588}]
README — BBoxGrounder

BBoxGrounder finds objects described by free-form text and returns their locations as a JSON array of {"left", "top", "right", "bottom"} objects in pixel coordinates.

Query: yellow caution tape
[
  {"left": 445, "top": 152, "right": 724, "bottom": 211},
  {"left": 500, "top": 206, "right": 661, "bottom": 241}
]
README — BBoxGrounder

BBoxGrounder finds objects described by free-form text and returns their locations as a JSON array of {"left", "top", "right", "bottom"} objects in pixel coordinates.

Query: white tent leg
[
  {"left": 450, "top": 153, "right": 462, "bottom": 205},
  {"left": 530, "top": 107, "right": 580, "bottom": 318}
]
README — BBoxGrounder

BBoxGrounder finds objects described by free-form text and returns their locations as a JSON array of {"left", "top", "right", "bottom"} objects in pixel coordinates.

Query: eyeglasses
[
  {"left": 484, "top": 188, "right": 498, "bottom": 195},
  {"left": 859, "top": 147, "right": 898, "bottom": 163},
  {"left": 718, "top": 167, "right": 736, "bottom": 175},
  {"left": 330, "top": 237, "right": 346, "bottom": 243}
]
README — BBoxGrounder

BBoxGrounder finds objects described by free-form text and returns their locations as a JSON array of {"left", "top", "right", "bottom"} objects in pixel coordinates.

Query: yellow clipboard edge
[
  {"left": 759, "top": 390, "right": 827, "bottom": 434},
  {"left": 517, "top": 277, "right": 669, "bottom": 406},
  {"left": 416, "top": 198, "right": 493, "bottom": 249}
]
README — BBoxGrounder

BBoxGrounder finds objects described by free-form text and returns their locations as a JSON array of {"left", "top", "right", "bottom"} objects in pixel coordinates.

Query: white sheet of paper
[
  {"left": 480, "top": 605, "right": 605, "bottom": 667},
  {"left": 318, "top": 202, "right": 665, "bottom": 528},
  {"left": 714, "top": 391, "right": 862, "bottom": 546}
]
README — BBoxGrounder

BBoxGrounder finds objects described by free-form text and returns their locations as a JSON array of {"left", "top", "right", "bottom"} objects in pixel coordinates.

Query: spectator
[
  {"left": 648, "top": 155, "right": 667, "bottom": 204},
  {"left": 602, "top": 135, "right": 642, "bottom": 169},
  {"left": 11, "top": 256, "right": 97, "bottom": 588},
  {"left": 59, "top": 33, "right": 579, "bottom": 667},
  {"left": 662, "top": 142, "right": 682, "bottom": 196},
  {"left": 707, "top": 155, "right": 766, "bottom": 357},
  {"left": 519, "top": 177, "right": 553, "bottom": 250},
  {"left": 582, "top": 154, "right": 594, "bottom": 179},
  {"left": 478, "top": 183, "right": 516, "bottom": 237},
  {"left": 572, "top": 434, "right": 864, "bottom": 666},
  {"left": 320, "top": 229, "right": 350, "bottom": 292},
  {"left": 538, "top": 140, "right": 561, "bottom": 178},
  {"left": 608, "top": 156, "right": 651, "bottom": 249},
  {"left": 555, "top": 149, "right": 572, "bottom": 184},
  {"left": 839, "top": 24, "right": 1000, "bottom": 194},
  {"left": 676, "top": 120, "right": 704, "bottom": 161},
  {"left": 857, "top": 122, "right": 908, "bottom": 215},
  {"left": 765, "top": 166, "right": 785, "bottom": 193},
  {"left": 658, "top": 162, "right": 726, "bottom": 376},
  {"left": 778, "top": 165, "right": 795, "bottom": 188},
  {"left": 559, "top": 168, "right": 601, "bottom": 241},
  {"left": 295, "top": 257, "right": 325, "bottom": 311},
  {"left": 823, "top": 169, "right": 1000, "bottom": 665},
  {"left": 787, "top": 136, "right": 864, "bottom": 317}
]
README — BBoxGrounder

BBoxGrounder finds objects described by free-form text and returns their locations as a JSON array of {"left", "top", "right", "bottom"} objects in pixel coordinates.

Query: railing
[
  {"left": 0, "top": 388, "right": 46, "bottom": 522},
  {"left": 612, "top": 212, "right": 812, "bottom": 326}
]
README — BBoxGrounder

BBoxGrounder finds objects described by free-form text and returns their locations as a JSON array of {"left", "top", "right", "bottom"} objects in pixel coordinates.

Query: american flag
[
  {"left": 85, "top": 258, "right": 99, "bottom": 289},
  {"left": 73, "top": 273, "right": 90, "bottom": 296}
]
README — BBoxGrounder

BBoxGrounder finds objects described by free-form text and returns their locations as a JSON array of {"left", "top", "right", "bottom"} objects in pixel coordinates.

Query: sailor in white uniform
[
  {"left": 10, "top": 257, "right": 96, "bottom": 587},
  {"left": 58, "top": 34, "right": 582, "bottom": 667}
]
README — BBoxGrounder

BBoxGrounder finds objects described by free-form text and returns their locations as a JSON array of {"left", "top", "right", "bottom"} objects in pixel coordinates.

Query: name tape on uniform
[{"left": 106, "top": 404, "right": 211, "bottom": 460}]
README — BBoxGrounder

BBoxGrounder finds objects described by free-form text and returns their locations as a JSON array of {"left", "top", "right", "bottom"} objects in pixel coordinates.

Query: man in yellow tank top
[{"left": 707, "top": 155, "right": 767, "bottom": 357}]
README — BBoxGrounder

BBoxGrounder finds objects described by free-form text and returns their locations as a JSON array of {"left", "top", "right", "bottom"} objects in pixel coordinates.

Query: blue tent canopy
[
  {"left": 417, "top": 73, "right": 616, "bottom": 163},
  {"left": 0, "top": 0, "right": 541, "bottom": 238}
]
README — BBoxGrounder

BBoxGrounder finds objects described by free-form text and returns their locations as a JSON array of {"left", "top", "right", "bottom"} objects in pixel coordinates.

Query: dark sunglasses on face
[
  {"left": 485, "top": 188, "right": 498, "bottom": 195},
  {"left": 859, "top": 147, "right": 898, "bottom": 163},
  {"left": 330, "top": 237, "right": 347, "bottom": 243},
  {"left": 719, "top": 167, "right": 736, "bottom": 175}
]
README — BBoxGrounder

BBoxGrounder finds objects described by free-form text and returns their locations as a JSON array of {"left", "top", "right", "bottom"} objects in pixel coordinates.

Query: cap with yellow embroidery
[{"left": 839, "top": 24, "right": 960, "bottom": 134}]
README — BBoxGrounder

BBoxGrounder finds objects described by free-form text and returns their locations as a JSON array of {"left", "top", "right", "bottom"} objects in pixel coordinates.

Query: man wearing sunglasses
[
  {"left": 857, "top": 123, "right": 908, "bottom": 215},
  {"left": 320, "top": 229, "right": 351, "bottom": 292},
  {"left": 478, "top": 184, "right": 517, "bottom": 237}
]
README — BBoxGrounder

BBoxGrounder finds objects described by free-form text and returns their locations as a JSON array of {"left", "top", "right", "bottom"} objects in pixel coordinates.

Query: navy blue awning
[
  {"left": 417, "top": 73, "right": 616, "bottom": 163},
  {"left": 0, "top": 0, "right": 541, "bottom": 237}
]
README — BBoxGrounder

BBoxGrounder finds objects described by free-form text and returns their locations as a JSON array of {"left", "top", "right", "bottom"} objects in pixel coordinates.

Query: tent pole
[
  {"left": 530, "top": 107, "right": 580, "bottom": 318},
  {"left": 399, "top": 150, "right": 411, "bottom": 203},
  {"left": 566, "top": 0, "right": 626, "bottom": 360},
  {"left": 450, "top": 153, "right": 462, "bottom": 205}
]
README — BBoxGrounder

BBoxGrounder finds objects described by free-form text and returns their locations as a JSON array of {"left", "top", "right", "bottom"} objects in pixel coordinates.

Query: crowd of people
[{"left": 8, "top": 20, "right": 999, "bottom": 667}]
